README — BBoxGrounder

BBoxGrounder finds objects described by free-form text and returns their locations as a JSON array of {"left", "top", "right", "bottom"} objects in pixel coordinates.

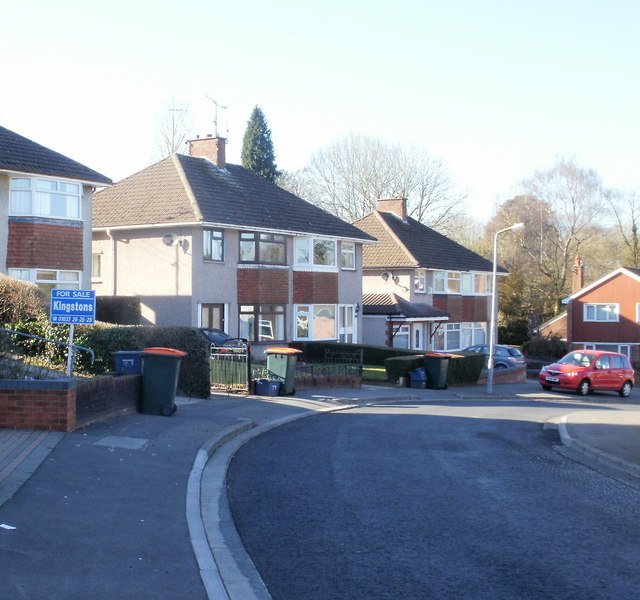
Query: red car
[{"left": 539, "top": 350, "right": 635, "bottom": 397}]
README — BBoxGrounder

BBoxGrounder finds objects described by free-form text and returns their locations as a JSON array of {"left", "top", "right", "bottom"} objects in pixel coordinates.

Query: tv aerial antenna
[{"left": 205, "top": 95, "right": 228, "bottom": 138}]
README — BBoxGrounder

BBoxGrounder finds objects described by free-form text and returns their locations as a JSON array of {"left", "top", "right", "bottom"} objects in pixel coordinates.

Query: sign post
[{"left": 50, "top": 290, "right": 96, "bottom": 376}]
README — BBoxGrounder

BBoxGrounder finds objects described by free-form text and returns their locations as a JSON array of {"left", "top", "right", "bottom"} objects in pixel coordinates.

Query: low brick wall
[
  {"left": 0, "top": 375, "right": 141, "bottom": 432},
  {"left": 294, "top": 374, "right": 362, "bottom": 391},
  {"left": 476, "top": 366, "right": 527, "bottom": 385}
]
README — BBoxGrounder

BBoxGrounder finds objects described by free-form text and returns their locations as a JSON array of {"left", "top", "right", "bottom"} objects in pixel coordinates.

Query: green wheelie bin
[
  {"left": 265, "top": 347, "right": 302, "bottom": 395},
  {"left": 423, "top": 352, "right": 451, "bottom": 389},
  {"left": 141, "top": 347, "right": 186, "bottom": 416}
]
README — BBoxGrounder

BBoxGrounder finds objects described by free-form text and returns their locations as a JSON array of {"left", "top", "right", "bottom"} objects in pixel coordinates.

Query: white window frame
[
  {"left": 295, "top": 237, "right": 337, "bottom": 270},
  {"left": 338, "top": 304, "right": 357, "bottom": 343},
  {"left": 583, "top": 343, "right": 631, "bottom": 358},
  {"left": 584, "top": 303, "right": 619, "bottom": 322},
  {"left": 340, "top": 242, "right": 355, "bottom": 270},
  {"left": 9, "top": 268, "right": 81, "bottom": 292},
  {"left": 414, "top": 270, "right": 426, "bottom": 293},
  {"left": 636, "top": 303, "right": 640, "bottom": 322},
  {"left": 294, "top": 304, "right": 337, "bottom": 340},
  {"left": 10, "top": 177, "right": 82, "bottom": 220},
  {"left": 434, "top": 321, "right": 485, "bottom": 351},
  {"left": 92, "top": 253, "right": 102, "bottom": 282}
]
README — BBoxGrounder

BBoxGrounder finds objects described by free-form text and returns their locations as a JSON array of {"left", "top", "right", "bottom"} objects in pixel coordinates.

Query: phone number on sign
[{"left": 52, "top": 316, "right": 94, "bottom": 324}]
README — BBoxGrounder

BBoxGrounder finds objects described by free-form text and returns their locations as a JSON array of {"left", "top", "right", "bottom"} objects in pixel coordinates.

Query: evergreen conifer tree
[{"left": 241, "top": 106, "right": 280, "bottom": 182}]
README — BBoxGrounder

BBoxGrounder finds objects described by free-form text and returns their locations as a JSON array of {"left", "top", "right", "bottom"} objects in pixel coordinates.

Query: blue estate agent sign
[{"left": 50, "top": 289, "right": 96, "bottom": 324}]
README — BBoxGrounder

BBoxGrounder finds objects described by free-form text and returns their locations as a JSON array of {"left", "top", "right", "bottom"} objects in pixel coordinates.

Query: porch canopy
[{"left": 363, "top": 293, "right": 450, "bottom": 321}]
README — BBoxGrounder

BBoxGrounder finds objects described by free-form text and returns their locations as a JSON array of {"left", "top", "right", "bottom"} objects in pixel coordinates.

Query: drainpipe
[{"left": 107, "top": 228, "right": 116, "bottom": 296}]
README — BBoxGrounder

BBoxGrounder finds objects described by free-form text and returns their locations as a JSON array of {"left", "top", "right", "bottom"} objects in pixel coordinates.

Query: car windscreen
[{"left": 559, "top": 352, "right": 593, "bottom": 367}]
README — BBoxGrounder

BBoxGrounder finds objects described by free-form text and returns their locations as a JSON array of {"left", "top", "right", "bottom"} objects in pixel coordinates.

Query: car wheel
[
  {"left": 577, "top": 379, "right": 591, "bottom": 396},
  {"left": 494, "top": 363, "right": 508, "bottom": 370},
  {"left": 541, "top": 384, "right": 552, "bottom": 391},
  {"left": 619, "top": 381, "right": 633, "bottom": 398}
]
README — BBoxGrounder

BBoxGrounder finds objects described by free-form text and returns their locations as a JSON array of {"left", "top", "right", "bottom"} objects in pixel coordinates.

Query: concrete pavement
[{"left": 1, "top": 380, "right": 639, "bottom": 599}]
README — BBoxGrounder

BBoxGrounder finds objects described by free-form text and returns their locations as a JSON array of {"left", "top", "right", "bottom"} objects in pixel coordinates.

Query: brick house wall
[
  {"left": 7, "top": 219, "right": 84, "bottom": 270},
  {"left": 292, "top": 271, "right": 339, "bottom": 304},
  {"left": 570, "top": 273, "right": 640, "bottom": 345},
  {"left": 432, "top": 295, "right": 488, "bottom": 322},
  {"left": 237, "top": 267, "right": 289, "bottom": 303}
]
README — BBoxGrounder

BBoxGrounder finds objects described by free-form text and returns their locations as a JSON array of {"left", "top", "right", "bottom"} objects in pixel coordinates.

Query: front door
[{"left": 201, "top": 303, "right": 225, "bottom": 331}]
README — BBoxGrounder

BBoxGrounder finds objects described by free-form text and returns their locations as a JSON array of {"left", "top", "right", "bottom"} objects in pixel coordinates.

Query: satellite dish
[
  {"left": 162, "top": 233, "right": 180, "bottom": 247},
  {"left": 381, "top": 272, "right": 392, "bottom": 281}
]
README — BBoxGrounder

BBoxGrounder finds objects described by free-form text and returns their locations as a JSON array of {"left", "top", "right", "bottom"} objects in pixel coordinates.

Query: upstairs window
[
  {"left": 340, "top": 242, "right": 355, "bottom": 270},
  {"left": 10, "top": 177, "right": 82, "bottom": 220},
  {"left": 584, "top": 303, "right": 619, "bottom": 322},
  {"left": 295, "top": 238, "right": 337, "bottom": 268},
  {"left": 414, "top": 270, "right": 426, "bottom": 293},
  {"left": 240, "top": 232, "right": 286, "bottom": 264},
  {"left": 203, "top": 229, "right": 224, "bottom": 261}
]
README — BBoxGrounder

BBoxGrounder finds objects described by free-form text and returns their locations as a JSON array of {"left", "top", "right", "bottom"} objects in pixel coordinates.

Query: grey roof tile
[
  {"left": 0, "top": 125, "right": 111, "bottom": 185},
  {"left": 93, "top": 153, "right": 375, "bottom": 242}
]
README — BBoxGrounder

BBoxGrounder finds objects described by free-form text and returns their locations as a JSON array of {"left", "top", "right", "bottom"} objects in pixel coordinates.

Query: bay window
[
  {"left": 10, "top": 177, "right": 82, "bottom": 220},
  {"left": 295, "top": 237, "right": 337, "bottom": 268},
  {"left": 9, "top": 268, "right": 80, "bottom": 294},
  {"left": 295, "top": 304, "right": 337, "bottom": 340}
]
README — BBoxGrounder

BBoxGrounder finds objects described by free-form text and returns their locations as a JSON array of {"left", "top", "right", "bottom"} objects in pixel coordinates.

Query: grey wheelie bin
[{"left": 141, "top": 347, "right": 186, "bottom": 416}]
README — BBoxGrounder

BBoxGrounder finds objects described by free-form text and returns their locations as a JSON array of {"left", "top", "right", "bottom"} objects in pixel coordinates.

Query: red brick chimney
[
  {"left": 377, "top": 198, "right": 407, "bottom": 220},
  {"left": 572, "top": 255, "right": 584, "bottom": 293},
  {"left": 187, "top": 135, "right": 226, "bottom": 169}
]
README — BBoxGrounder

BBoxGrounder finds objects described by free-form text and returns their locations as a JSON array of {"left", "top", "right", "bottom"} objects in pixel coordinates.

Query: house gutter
[{"left": 93, "top": 222, "right": 377, "bottom": 244}]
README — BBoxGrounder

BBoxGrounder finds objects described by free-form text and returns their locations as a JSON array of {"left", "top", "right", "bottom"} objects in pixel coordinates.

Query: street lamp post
[{"left": 487, "top": 222, "right": 525, "bottom": 394}]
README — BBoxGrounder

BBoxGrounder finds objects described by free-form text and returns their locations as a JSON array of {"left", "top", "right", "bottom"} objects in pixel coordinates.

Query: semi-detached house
[
  {"left": 0, "top": 125, "right": 111, "bottom": 292},
  {"left": 91, "top": 136, "right": 375, "bottom": 353},
  {"left": 354, "top": 198, "right": 505, "bottom": 352}
]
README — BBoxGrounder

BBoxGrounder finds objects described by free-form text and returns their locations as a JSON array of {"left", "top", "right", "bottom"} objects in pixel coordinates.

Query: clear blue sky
[{"left": 2, "top": 0, "right": 638, "bottom": 221}]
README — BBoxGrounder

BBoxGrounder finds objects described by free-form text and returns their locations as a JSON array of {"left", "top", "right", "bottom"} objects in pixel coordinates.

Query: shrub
[
  {"left": 6, "top": 320, "right": 211, "bottom": 398},
  {"left": 523, "top": 335, "right": 569, "bottom": 360},
  {"left": 0, "top": 275, "right": 47, "bottom": 324},
  {"left": 96, "top": 296, "right": 141, "bottom": 325},
  {"left": 384, "top": 355, "right": 425, "bottom": 382},
  {"left": 290, "top": 341, "right": 419, "bottom": 365},
  {"left": 385, "top": 351, "right": 485, "bottom": 386},
  {"left": 444, "top": 351, "right": 484, "bottom": 385}
]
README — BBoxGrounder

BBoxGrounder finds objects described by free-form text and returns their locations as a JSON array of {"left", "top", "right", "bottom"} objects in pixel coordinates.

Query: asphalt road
[{"left": 227, "top": 401, "right": 640, "bottom": 600}]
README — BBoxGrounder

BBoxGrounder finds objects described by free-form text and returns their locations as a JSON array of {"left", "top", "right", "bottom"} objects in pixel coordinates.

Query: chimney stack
[
  {"left": 377, "top": 198, "right": 407, "bottom": 220},
  {"left": 187, "top": 135, "right": 226, "bottom": 169},
  {"left": 572, "top": 255, "right": 584, "bottom": 293}
]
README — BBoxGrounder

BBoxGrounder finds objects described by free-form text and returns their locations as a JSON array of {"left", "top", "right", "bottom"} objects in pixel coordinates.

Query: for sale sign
[{"left": 50, "top": 289, "right": 96, "bottom": 324}]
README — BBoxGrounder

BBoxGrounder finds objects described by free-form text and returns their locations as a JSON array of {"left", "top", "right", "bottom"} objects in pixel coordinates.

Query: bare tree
[
  {"left": 154, "top": 98, "right": 192, "bottom": 160},
  {"left": 516, "top": 156, "right": 607, "bottom": 299},
  {"left": 607, "top": 189, "right": 640, "bottom": 268},
  {"left": 282, "top": 133, "right": 466, "bottom": 228}
]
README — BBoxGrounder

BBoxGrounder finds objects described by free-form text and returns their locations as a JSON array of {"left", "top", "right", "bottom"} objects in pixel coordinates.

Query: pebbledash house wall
[
  {"left": 93, "top": 226, "right": 364, "bottom": 341},
  {"left": 567, "top": 271, "right": 640, "bottom": 361},
  {"left": 0, "top": 375, "right": 141, "bottom": 432}
]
